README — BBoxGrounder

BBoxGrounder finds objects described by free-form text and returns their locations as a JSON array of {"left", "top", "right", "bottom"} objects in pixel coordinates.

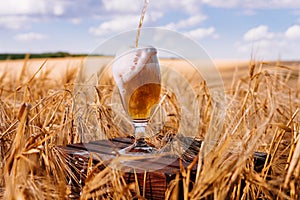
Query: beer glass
[{"left": 112, "top": 46, "right": 161, "bottom": 154}]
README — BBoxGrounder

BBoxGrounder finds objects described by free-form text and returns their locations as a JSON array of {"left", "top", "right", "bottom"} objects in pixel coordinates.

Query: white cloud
[
  {"left": 201, "top": 0, "right": 240, "bottom": 8},
  {"left": 236, "top": 39, "right": 284, "bottom": 59},
  {"left": 0, "top": 0, "right": 76, "bottom": 17},
  {"left": 165, "top": 14, "right": 207, "bottom": 30},
  {"left": 285, "top": 25, "right": 300, "bottom": 40},
  {"left": 94, "top": 0, "right": 204, "bottom": 38},
  {"left": 201, "top": 0, "right": 300, "bottom": 8},
  {"left": 0, "top": 0, "right": 100, "bottom": 30},
  {"left": 147, "top": 11, "right": 164, "bottom": 21},
  {"left": 102, "top": 0, "right": 141, "bottom": 13},
  {"left": 0, "top": 0, "right": 47, "bottom": 15},
  {"left": 238, "top": 9, "right": 256, "bottom": 16},
  {"left": 184, "top": 27, "right": 219, "bottom": 40},
  {"left": 53, "top": 3, "right": 65, "bottom": 16},
  {"left": 0, "top": 0, "right": 75, "bottom": 30},
  {"left": 70, "top": 18, "right": 82, "bottom": 25},
  {"left": 243, "top": 25, "right": 275, "bottom": 42},
  {"left": 0, "top": 0, "right": 203, "bottom": 33},
  {"left": 177, "top": 0, "right": 202, "bottom": 13},
  {"left": 89, "top": 15, "right": 141, "bottom": 36},
  {"left": 150, "top": 0, "right": 201, "bottom": 14},
  {"left": 236, "top": 24, "right": 300, "bottom": 60},
  {"left": 14, "top": 32, "right": 48, "bottom": 41},
  {"left": 0, "top": 16, "right": 31, "bottom": 30}
]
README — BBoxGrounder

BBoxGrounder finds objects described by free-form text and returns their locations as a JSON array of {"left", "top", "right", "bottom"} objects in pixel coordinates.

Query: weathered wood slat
[{"left": 57, "top": 137, "right": 268, "bottom": 200}]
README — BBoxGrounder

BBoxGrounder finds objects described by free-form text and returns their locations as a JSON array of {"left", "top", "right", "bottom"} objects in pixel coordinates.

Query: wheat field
[{"left": 0, "top": 57, "right": 300, "bottom": 199}]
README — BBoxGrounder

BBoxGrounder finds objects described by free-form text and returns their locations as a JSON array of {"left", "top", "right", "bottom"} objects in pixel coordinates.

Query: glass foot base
[{"left": 119, "top": 139, "right": 157, "bottom": 155}]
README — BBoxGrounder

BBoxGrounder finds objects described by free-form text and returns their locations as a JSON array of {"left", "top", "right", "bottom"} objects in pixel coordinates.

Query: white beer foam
[{"left": 112, "top": 47, "right": 158, "bottom": 87}]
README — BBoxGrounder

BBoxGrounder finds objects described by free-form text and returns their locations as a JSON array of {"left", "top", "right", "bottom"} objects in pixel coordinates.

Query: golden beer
[
  {"left": 113, "top": 46, "right": 161, "bottom": 121},
  {"left": 128, "top": 83, "right": 161, "bottom": 120}
]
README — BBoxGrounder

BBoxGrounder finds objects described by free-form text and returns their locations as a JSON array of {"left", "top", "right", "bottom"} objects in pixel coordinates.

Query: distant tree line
[{"left": 0, "top": 52, "right": 102, "bottom": 60}]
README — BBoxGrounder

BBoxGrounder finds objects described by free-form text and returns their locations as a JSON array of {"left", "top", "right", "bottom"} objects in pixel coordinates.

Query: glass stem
[{"left": 133, "top": 120, "right": 148, "bottom": 148}]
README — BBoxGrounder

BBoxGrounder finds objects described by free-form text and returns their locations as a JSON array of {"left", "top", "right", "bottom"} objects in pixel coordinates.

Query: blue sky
[{"left": 1, "top": 0, "right": 300, "bottom": 60}]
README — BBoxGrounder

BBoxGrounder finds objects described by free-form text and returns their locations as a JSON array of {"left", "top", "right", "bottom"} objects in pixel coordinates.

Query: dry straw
[{"left": 0, "top": 57, "right": 299, "bottom": 199}]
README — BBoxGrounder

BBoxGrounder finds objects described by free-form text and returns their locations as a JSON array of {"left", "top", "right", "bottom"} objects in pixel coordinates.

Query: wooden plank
[{"left": 57, "top": 137, "right": 268, "bottom": 200}]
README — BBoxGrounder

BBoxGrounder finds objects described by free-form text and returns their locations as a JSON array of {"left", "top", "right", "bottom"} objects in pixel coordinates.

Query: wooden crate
[{"left": 56, "top": 137, "right": 268, "bottom": 199}]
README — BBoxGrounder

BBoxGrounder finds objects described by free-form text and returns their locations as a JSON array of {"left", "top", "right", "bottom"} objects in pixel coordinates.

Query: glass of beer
[{"left": 112, "top": 46, "right": 161, "bottom": 154}]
